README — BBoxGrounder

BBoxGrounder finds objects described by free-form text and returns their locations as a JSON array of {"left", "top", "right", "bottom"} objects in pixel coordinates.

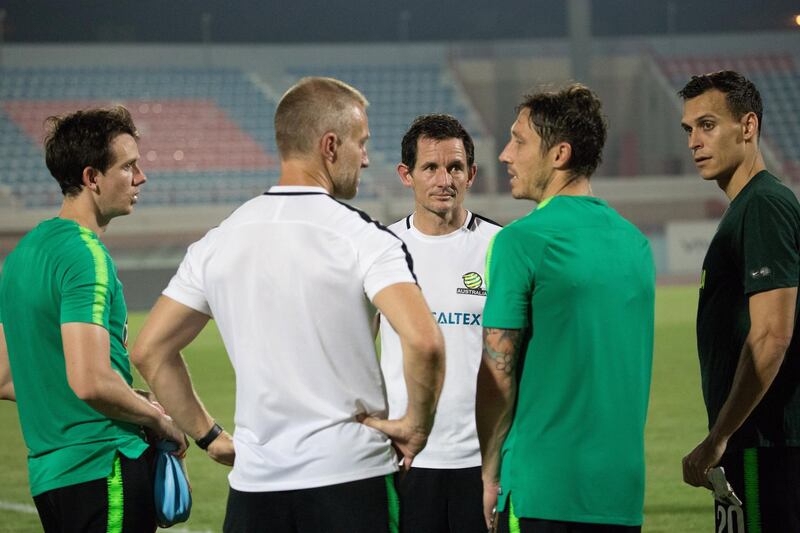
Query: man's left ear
[
  {"left": 321, "top": 132, "right": 339, "bottom": 163},
  {"left": 742, "top": 112, "right": 759, "bottom": 141},
  {"left": 552, "top": 142, "right": 572, "bottom": 170},
  {"left": 82, "top": 166, "right": 100, "bottom": 192}
]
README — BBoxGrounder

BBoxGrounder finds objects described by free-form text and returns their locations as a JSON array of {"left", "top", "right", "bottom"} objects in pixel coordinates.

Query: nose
[
  {"left": 688, "top": 130, "right": 702, "bottom": 152},
  {"left": 134, "top": 164, "right": 147, "bottom": 185},
  {"left": 435, "top": 167, "right": 453, "bottom": 187},
  {"left": 361, "top": 149, "right": 369, "bottom": 169},
  {"left": 499, "top": 141, "right": 512, "bottom": 163}
]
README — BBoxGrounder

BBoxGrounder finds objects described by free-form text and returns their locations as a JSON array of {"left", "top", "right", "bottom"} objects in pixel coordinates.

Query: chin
[{"left": 697, "top": 167, "right": 722, "bottom": 182}]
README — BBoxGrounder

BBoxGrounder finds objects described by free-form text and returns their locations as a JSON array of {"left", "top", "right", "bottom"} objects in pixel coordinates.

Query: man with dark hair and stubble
[
  {"left": 379, "top": 113, "right": 501, "bottom": 532},
  {"left": 476, "top": 84, "right": 655, "bottom": 532},
  {"left": 131, "top": 77, "right": 445, "bottom": 533},
  {"left": 680, "top": 70, "right": 800, "bottom": 532},
  {"left": 0, "top": 106, "right": 188, "bottom": 532}
]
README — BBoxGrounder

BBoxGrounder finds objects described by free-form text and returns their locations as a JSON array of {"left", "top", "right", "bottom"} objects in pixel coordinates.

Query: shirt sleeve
[
  {"left": 483, "top": 226, "right": 534, "bottom": 330},
  {"left": 357, "top": 225, "right": 417, "bottom": 302},
  {"left": 60, "top": 239, "right": 114, "bottom": 329},
  {"left": 742, "top": 193, "right": 800, "bottom": 295},
  {"left": 163, "top": 235, "right": 213, "bottom": 316}
]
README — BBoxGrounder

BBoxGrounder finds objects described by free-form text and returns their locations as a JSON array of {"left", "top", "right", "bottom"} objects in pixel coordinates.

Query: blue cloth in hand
[{"left": 154, "top": 440, "right": 192, "bottom": 527}]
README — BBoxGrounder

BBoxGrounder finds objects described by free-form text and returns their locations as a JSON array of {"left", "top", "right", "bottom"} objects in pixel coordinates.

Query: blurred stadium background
[
  {"left": 0, "top": 0, "right": 798, "bottom": 309},
  {"left": 0, "top": 1, "right": 799, "bottom": 530}
]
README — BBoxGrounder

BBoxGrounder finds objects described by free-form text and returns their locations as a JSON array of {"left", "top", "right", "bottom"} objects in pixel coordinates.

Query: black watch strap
[{"left": 195, "top": 422, "right": 223, "bottom": 450}]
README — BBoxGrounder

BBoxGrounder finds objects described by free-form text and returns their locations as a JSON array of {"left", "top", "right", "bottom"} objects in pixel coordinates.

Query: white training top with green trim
[
  {"left": 164, "top": 185, "right": 416, "bottom": 491},
  {"left": 380, "top": 211, "right": 501, "bottom": 468}
]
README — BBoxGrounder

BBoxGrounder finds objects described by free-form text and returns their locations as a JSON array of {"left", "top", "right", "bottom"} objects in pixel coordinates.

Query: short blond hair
[{"left": 274, "top": 77, "right": 369, "bottom": 159}]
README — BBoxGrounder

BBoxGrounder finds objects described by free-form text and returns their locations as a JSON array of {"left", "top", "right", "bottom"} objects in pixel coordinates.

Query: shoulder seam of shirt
[
  {"left": 327, "top": 196, "right": 418, "bottom": 283},
  {"left": 471, "top": 212, "right": 503, "bottom": 229}
]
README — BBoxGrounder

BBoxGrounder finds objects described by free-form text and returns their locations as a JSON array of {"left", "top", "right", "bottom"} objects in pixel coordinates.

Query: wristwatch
[{"left": 195, "top": 422, "right": 223, "bottom": 450}]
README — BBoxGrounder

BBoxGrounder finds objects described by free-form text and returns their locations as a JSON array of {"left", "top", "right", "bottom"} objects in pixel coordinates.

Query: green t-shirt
[
  {"left": 0, "top": 218, "right": 147, "bottom": 496},
  {"left": 483, "top": 196, "right": 655, "bottom": 526},
  {"left": 697, "top": 170, "right": 800, "bottom": 450}
]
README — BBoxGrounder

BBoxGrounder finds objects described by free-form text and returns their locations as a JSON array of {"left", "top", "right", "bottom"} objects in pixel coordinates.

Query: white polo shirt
[
  {"left": 164, "top": 185, "right": 417, "bottom": 491},
  {"left": 380, "top": 211, "right": 501, "bottom": 468}
]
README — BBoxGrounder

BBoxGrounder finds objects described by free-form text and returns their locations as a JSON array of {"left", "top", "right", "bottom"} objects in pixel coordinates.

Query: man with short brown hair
[
  {"left": 0, "top": 106, "right": 186, "bottom": 532},
  {"left": 380, "top": 113, "right": 501, "bottom": 533},
  {"left": 478, "top": 84, "right": 654, "bottom": 533}
]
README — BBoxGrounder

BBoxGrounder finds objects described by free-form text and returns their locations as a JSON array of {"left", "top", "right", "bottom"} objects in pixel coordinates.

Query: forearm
[
  {"left": 476, "top": 362, "right": 516, "bottom": 483},
  {"left": 710, "top": 332, "right": 788, "bottom": 443},
  {"left": 131, "top": 295, "right": 218, "bottom": 439},
  {"left": 80, "top": 369, "right": 166, "bottom": 430},
  {"left": 137, "top": 348, "right": 215, "bottom": 440},
  {"left": 477, "top": 327, "right": 522, "bottom": 483},
  {"left": 401, "top": 335, "right": 445, "bottom": 432}
]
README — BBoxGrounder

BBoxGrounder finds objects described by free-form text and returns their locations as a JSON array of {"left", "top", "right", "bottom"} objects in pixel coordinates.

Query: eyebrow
[
  {"left": 681, "top": 113, "right": 718, "bottom": 128},
  {"left": 116, "top": 156, "right": 139, "bottom": 168},
  {"left": 421, "top": 157, "right": 465, "bottom": 167}
]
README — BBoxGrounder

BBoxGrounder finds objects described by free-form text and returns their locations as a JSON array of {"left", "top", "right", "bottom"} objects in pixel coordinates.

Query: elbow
[
  {"left": 748, "top": 329, "right": 793, "bottom": 371},
  {"left": 760, "top": 330, "right": 793, "bottom": 357},
  {"left": 773, "top": 335, "right": 793, "bottom": 359},
  {"left": 129, "top": 344, "right": 146, "bottom": 368},
  {"left": 415, "top": 328, "right": 446, "bottom": 373},
  {"left": 129, "top": 345, "right": 156, "bottom": 381},
  {"left": 70, "top": 384, "right": 100, "bottom": 402},
  {"left": 0, "top": 375, "right": 13, "bottom": 401},
  {"left": 67, "top": 374, "right": 102, "bottom": 402}
]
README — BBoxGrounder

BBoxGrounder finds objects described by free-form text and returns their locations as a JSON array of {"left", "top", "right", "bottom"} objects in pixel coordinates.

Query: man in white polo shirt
[
  {"left": 379, "top": 114, "right": 501, "bottom": 532},
  {"left": 131, "top": 77, "right": 445, "bottom": 533}
]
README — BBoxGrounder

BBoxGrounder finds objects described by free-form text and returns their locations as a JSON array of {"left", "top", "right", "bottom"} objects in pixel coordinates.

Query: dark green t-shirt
[
  {"left": 483, "top": 196, "right": 655, "bottom": 526},
  {"left": 697, "top": 170, "right": 800, "bottom": 449},
  {"left": 0, "top": 218, "right": 147, "bottom": 496}
]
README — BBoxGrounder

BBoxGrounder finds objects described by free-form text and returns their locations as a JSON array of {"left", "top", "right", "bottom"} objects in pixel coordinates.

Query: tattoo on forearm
[{"left": 483, "top": 328, "right": 523, "bottom": 376}]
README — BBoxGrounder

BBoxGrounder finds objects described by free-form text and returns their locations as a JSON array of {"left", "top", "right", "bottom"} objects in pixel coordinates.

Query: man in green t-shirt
[
  {"left": 680, "top": 71, "right": 800, "bottom": 532},
  {"left": 477, "top": 84, "right": 655, "bottom": 533},
  {"left": 0, "top": 106, "right": 193, "bottom": 532}
]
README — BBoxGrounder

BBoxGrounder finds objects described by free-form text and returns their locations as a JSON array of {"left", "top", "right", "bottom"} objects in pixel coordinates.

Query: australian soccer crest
[{"left": 457, "top": 271, "right": 487, "bottom": 296}]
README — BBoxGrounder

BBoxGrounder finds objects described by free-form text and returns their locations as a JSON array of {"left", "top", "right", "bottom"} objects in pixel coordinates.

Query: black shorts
[
  {"left": 715, "top": 446, "right": 800, "bottom": 533},
  {"left": 32, "top": 451, "right": 156, "bottom": 533},
  {"left": 394, "top": 465, "right": 484, "bottom": 533},
  {"left": 494, "top": 514, "right": 640, "bottom": 533},
  {"left": 223, "top": 474, "right": 399, "bottom": 533}
]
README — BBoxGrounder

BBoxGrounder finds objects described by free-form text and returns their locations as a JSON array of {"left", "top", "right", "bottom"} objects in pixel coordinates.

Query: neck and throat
[
  {"left": 413, "top": 206, "right": 468, "bottom": 236},
  {"left": 717, "top": 150, "right": 766, "bottom": 202},
  {"left": 278, "top": 158, "right": 335, "bottom": 194},
  {"left": 538, "top": 173, "right": 593, "bottom": 203},
  {"left": 59, "top": 194, "right": 107, "bottom": 235}
]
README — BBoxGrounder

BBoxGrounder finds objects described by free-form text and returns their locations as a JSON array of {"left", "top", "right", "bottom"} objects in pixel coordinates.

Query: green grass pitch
[{"left": 0, "top": 285, "right": 713, "bottom": 532}]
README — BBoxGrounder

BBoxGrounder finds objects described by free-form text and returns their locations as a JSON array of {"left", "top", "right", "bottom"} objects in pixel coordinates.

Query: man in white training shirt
[
  {"left": 380, "top": 114, "right": 501, "bottom": 532},
  {"left": 131, "top": 77, "right": 445, "bottom": 533}
]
